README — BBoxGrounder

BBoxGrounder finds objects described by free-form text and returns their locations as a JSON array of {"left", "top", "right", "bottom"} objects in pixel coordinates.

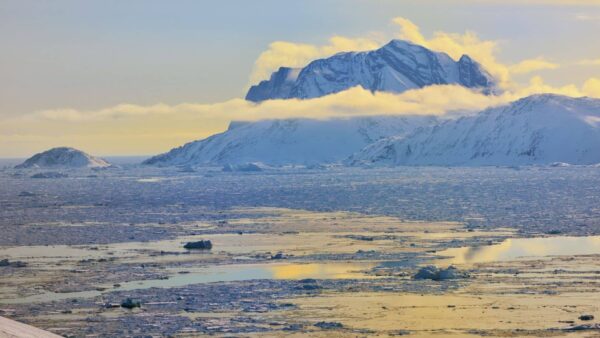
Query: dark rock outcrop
[
  {"left": 413, "top": 266, "right": 469, "bottom": 281},
  {"left": 183, "top": 240, "right": 213, "bottom": 250},
  {"left": 314, "top": 321, "right": 343, "bottom": 330},
  {"left": 121, "top": 298, "right": 141, "bottom": 309}
]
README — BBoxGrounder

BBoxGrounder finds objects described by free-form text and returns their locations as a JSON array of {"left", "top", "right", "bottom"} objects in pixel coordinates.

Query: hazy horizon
[
  {"left": 3, "top": 3, "right": 600, "bottom": 337},
  {"left": 2, "top": 0, "right": 600, "bottom": 157}
]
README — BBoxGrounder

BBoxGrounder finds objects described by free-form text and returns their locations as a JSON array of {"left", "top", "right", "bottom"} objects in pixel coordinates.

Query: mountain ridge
[
  {"left": 246, "top": 39, "right": 496, "bottom": 102},
  {"left": 346, "top": 94, "right": 600, "bottom": 166}
]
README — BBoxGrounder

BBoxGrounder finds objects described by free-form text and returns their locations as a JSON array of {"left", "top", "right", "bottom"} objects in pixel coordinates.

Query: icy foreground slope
[
  {"left": 347, "top": 94, "right": 600, "bottom": 166},
  {"left": 143, "top": 116, "right": 438, "bottom": 166},
  {"left": 246, "top": 39, "right": 496, "bottom": 102},
  {"left": 16, "top": 147, "right": 111, "bottom": 169}
]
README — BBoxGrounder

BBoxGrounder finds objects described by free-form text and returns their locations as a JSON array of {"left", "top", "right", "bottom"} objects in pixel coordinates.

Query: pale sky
[{"left": 2, "top": 0, "right": 600, "bottom": 157}]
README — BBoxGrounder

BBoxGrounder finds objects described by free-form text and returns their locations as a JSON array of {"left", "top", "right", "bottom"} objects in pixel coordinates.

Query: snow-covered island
[{"left": 15, "top": 147, "right": 112, "bottom": 169}]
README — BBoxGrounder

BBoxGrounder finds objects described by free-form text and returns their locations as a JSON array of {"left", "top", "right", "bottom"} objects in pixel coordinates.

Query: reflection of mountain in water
[{"left": 438, "top": 236, "right": 600, "bottom": 265}]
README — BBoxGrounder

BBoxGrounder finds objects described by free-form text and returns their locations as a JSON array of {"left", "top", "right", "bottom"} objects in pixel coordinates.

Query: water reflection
[
  {"left": 438, "top": 235, "right": 600, "bottom": 265},
  {"left": 126, "top": 262, "right": 373, "bottom": 289},
  {"left": 0, "top": 262, "right": 374, "bottom": 304},
  {"left": 269, "top": 262, "right": 370, "bottom": 279}
]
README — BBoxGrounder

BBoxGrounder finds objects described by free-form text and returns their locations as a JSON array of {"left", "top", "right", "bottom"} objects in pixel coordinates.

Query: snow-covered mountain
[
  {"left": 347, "top": 94, "right": 600, "bottom": 166},
  {"left": 143, "top": 116, "right": 438, "bottom": 166},
  {"left": 15, "top": 147, "right": 111, "bottom": 169},
  {"left": 246, "top": 39, "right": 496, "bottom": 102}
]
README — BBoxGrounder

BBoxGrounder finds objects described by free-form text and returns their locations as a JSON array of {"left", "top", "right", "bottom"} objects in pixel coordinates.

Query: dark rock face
[
  {"left": 183, "top": 240, "right": 213, "bottom": 250},
  {"left": 413, "top": 266, "right": 469, "bottom": 281},
  {"left": 245, "top": 67, "right": 300, "bottom": 102},
  {"left": 579, "top": 315, "right": 595, "bottom": 321},
  {"left": 457, "top": 55, "right": 495, "bottom": 94}
]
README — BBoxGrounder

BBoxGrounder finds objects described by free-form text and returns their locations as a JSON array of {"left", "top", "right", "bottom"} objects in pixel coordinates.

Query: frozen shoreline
[{"left": 2, "top": 167, "right": 600, "bottom": 336}]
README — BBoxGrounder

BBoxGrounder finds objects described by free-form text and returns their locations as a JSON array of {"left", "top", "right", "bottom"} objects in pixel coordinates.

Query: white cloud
[
  {"left": 583, "top": 77, "right": 600, "bottom": 96},
  {"left": 508, "top": 58, "right": 559, "bottom": 74},
  {"left": 26, "top": 85, "right": 506, "bottom": 124},
  {"left": 21, "top": 74, "right": 600, "bottom": 126},
  {"left": 4, "top": 85, "right": 512, "bottom": 156},
  {"left": 249, "top": 36, "right": 381, "bottom": 84},
  {"left": 5, "top": 76, "right": 600, "bottom": 157},
  {"left": 392, "top": 17, "right": 560, "bottom": 87},
  {"left": 514, "top": 76, "right": 584, "bottom": 97}
]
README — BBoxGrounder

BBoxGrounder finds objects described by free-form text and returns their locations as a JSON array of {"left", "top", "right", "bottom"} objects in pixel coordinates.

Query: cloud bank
[
  {"left": 26, "top": 86, "right": 503, "bottom": 123},
  {"left": 0, "top": 85, "right": 498, "bottom": 156},
  {"left": 3, "top": 17, "right": 600, "bottom": 157}
]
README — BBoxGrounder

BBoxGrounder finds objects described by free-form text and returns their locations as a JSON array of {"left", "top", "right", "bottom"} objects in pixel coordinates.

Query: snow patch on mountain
[
  {"left": 347, "top": 94, "right": 600, "bottom": 166},
  {"left": 143, "top": 116, "right": 438, "bottom": 166},
  {"left": 246, "top": 39, "right": 496, "bottom": 102}
]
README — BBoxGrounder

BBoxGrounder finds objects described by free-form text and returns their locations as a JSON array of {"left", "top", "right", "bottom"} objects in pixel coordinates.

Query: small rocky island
[{"left": 15, "top": 147, "right": 112, "bottom": 169}]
